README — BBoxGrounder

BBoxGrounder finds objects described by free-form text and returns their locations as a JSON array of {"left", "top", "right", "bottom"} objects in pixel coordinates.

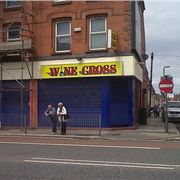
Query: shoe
[{"left": 51, "top": 131, "right": 56, "bottom": 135}]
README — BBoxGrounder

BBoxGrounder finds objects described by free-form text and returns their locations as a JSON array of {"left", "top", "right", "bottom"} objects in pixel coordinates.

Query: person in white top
[{"left": 57, "top": 102, "right": 67, "bottom": 135}]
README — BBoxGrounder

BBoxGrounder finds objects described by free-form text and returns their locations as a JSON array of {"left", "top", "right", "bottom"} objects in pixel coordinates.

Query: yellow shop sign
[{"left": 41, "top": 61, "right": 122, "bottom": 79}]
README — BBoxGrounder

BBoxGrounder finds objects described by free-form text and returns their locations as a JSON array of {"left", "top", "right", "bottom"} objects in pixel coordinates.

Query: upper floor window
[
  {"left": 55, "top": 21, "right": 71, "bottom": 52},
  {"left": 6, "top": 0, "right": 20, "bottom": 8},
  {"left": 89, "top": 17, "right": 107, "bottom": 50},
  {"left": 7, "top": 25, "right": 21, "bottom": 41}
]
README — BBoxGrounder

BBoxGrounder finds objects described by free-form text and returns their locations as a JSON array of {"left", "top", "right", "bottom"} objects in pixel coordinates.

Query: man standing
[
  {"left": 44, "top": 104, "right": 57, "bottom": 134},
  {"left": 57, "top": 102, "right": 67, "bottom": 135}
]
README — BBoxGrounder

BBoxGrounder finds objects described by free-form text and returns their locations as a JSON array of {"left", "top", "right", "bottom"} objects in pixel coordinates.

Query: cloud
[{"left": 144, "top": 2, "right": 180, "bottom": 93}]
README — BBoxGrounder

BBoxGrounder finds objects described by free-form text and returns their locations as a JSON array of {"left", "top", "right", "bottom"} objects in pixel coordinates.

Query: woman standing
[{"left": 57, "top": 102, "right": 67, "bottom": 135}]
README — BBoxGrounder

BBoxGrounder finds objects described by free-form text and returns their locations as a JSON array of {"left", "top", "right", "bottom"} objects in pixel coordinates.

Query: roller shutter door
[
  {"left": 38, "top": 78, "right": 102, "bottom": 126},
  {"left": 1, "top": 81, "right": 29, "bottom": 126}
]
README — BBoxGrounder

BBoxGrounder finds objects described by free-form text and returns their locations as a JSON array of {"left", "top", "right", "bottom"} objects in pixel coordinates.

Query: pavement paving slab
[{"left": 0, "top": 117, "right": 179, "bottom": 141}]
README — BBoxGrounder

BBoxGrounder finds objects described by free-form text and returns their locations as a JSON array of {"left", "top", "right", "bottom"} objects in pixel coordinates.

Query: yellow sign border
[{"left": 41, "top": 61, "right": 122, "bottom": 79}]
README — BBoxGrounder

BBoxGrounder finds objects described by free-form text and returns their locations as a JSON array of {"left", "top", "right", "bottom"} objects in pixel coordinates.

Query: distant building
[
  {"left": 0, "top": 1, "right": 148, "bottom": 128},
  {"left": 173, "top": 93, "right": 180, "bottom": 101}
]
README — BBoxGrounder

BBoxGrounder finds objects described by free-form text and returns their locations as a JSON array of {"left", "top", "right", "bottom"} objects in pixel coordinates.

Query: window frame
[
  {"left": 5, "top": 1, "right": 20, "bottom": 8},
  {"left": 55, "top": 20, "right": 71, "bottom": 53},
  {"left": 7, "top": 25, "right": 21, "bottom": 42},
  {"left": 89, "top": 17, "right": 107, "bottom": 51}
]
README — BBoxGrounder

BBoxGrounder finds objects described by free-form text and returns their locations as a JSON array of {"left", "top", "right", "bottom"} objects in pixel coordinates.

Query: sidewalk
[
  {"left": 101, "top": 117, "right": 180, "bottom": 141},
  {"left": 0, "top": 117, "right": 180, "bottom": 141}
]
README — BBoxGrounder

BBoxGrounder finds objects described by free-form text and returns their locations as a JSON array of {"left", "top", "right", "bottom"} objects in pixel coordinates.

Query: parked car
[{"left": 162, "top": 101, "right": 180, "bottom": 122}]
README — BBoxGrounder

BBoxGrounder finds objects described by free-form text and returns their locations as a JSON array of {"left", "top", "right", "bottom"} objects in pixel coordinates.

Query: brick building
[{"left": 0, "top": 1, "right": 148, "bottom": 128}]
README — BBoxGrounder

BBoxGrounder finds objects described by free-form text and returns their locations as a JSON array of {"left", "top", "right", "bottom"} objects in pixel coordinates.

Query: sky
[{"left": 144, "top": 1, "right": 180, "bottom": 95}]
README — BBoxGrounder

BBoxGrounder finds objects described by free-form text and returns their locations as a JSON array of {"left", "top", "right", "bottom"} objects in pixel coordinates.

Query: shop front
[
  {"left": 0, "top": 56, "right": 142, "bottom": 128},
  {"left": 38, "top": 59, "right": 139, "bottom": 128}
]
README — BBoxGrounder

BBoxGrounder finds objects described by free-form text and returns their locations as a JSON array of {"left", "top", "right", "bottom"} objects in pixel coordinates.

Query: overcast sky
[{"left": 144, "top": 1, "right": 180, "bottom": 94}]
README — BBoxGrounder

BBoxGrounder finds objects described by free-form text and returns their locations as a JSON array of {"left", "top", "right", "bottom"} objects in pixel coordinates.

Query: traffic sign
[{"left": 159, "top": 78, "right": 174, "bottom": 93}]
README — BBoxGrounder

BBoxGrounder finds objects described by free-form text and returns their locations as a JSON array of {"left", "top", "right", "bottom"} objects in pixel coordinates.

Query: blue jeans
[{"left": 51, "top": 117, "right": 57, "bottom": 132}]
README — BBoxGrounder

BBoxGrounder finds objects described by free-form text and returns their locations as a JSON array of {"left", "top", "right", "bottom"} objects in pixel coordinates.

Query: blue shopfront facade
[
  {"left": 38, "top": 76, "right": 134, "bottom": 128},
  {"left": 0, "top": 77, "right": 136, "bottom": 128}
]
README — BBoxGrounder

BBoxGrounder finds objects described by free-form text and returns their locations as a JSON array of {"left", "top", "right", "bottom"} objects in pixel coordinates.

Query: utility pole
[{"left": 149, "top": 52, "right": 154, "bottom": 116}]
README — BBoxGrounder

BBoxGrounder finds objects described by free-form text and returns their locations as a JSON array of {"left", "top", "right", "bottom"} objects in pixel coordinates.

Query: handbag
[{"left": 64, "top": 112, "right": 70, "bottom": 120}]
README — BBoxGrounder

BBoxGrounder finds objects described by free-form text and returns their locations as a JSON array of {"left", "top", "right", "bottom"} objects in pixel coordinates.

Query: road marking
[
  {"left": 24, "top": 158, "right": 175, "bottom": 170},
  {"left": 0, "top": 141, "right": 160, "bottom": 150},
  {"left": 31, "top": 157, "right": 180, "bottom": 168}
]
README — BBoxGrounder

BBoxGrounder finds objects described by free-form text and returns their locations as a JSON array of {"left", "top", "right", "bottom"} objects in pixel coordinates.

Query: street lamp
[
  {"left": 163, "top": 66, "right": 170, "bottom": 76},
  {"left": 149, "top": 52, "right": 154, "bottom": 116}
]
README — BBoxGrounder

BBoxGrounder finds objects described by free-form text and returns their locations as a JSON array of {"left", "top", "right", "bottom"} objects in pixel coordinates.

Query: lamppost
[
  {"left": 149, "top": 52, "right": 154, "bottom": 116},
  {"left": 163, "top": 66, "right": 170, "bottom": 77}
]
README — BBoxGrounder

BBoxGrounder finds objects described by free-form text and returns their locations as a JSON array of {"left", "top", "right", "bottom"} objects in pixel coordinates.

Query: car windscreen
[{"left": 167, "top": 102, "right": 180, "bottom": 108}]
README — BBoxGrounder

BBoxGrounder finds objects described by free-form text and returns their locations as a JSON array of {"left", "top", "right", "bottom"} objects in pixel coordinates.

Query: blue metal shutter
[
  {"left": 109, "top": 77, "right": 133, "bottom": 127},
  {"left": 38, "top": 78, "right": 102, "bottom": 127},
  {"left": 1, "top": 80, "right": 29, "bottom": 126}
]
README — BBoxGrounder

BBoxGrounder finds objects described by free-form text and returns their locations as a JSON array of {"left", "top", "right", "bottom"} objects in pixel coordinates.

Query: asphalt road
[{"left": 0, "top": 136, "right": 180, "bottom": 180}]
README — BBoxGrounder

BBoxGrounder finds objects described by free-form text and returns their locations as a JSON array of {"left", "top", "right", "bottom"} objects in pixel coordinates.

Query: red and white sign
[{"left": 159, "top": 78, "right": 174, "bottom": 93}]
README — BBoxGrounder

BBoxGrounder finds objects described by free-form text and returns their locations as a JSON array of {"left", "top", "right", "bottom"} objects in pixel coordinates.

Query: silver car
[{"left": 162, "top": 101, "right": 180, "bottom": 122}]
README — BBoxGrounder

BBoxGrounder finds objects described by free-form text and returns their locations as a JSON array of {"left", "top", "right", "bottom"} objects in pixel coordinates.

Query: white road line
[
  {"left": 31, "top": 157, "right": 180, "bottom": 168},
  {"left": 0, "top": 135, "right": 70, "bottom": 140},
  {"left": 0, "top": 141, "right": 160, "bottom": 150},
  {"left": 24, "top": 159, "right": 174, "bottom": 170}
]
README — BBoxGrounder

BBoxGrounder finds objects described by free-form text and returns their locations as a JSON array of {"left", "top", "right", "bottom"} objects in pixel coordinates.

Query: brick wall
[
  {"left": 0, "top": 1, "right": 147, "bottom": 59},
  {"left": 0, "top": 1, "right": 33, "bottom": 43},
  {"left": 1, "top": 1, "right": 135, "bottom": 57}
]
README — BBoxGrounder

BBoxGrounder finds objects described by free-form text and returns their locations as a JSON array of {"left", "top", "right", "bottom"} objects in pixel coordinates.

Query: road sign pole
[
  {"left": 165, "top": 93, "right": 169, "bottom": 133},
  {"left": 159, "top": 77, "right": 173, "bottom": 133}
]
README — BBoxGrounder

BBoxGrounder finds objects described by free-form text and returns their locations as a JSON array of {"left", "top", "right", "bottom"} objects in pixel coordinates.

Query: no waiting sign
[{"left": 159, "top": 78, "right": 174, "bottom": 93}]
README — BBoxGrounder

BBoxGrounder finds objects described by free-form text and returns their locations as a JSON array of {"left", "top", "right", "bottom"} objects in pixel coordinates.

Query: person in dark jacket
[
  {"left": 153, "top": 104, "right": 160, "bottom": 118},
  {"left": 44, "top": 104, "right": 57, "bottom": 134}
]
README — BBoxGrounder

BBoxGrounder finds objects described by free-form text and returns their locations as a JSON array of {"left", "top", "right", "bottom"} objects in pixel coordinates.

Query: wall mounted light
[{"left": 77, "top": 57, "right": 82, "bottom": 61}]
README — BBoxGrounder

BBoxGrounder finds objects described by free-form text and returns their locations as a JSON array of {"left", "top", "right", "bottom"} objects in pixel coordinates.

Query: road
[{"left": 0, "top": 136, "right": 180, "bottom": 180}]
